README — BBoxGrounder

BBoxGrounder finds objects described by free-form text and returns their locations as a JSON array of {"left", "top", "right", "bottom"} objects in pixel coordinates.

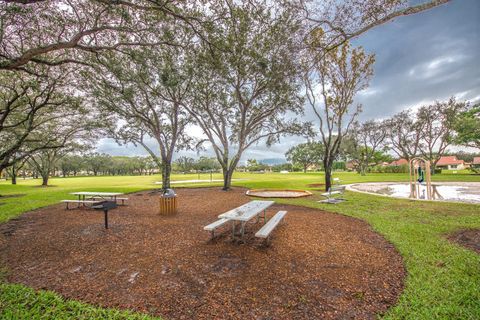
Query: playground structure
[{"left": 408, "top": 157, "right": 433, "bottom": 200}]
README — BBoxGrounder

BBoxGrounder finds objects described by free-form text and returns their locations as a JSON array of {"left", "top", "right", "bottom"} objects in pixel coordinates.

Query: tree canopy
[
  {"left": 0, "top": 0, "right": 454, "bottom": 187},
  {"left": 285, "top": 142, "right": 324, "bottom": 173},
  {"left": 454, "top": 104, "right": 480, "bottom": 149},
  {"left": 185, "top": 1, "right": 307, "bottom": 190},
  {"left": 304, "top": 42, "right": 374, "bottom": 189}
]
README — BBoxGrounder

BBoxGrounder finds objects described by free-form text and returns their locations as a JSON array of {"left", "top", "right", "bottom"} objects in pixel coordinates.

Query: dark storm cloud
[
  {"left": 97, "top": 0, "right": 480, "bottom": 161},
  {"left": 352, "top": 0, "right": 480, "bottom": 120}
]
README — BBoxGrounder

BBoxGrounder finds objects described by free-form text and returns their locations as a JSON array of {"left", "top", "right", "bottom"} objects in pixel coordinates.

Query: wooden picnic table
[{"left": 218, "top": 200, "right": 274, "bottom": 240}]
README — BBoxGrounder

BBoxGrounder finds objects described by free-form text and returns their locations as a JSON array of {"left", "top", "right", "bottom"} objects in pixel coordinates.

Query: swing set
[{"left": 408, "top": 157, "right": 433, "bottom": 200}]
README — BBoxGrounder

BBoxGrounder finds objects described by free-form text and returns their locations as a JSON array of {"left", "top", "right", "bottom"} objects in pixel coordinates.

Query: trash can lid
[{"left": 163, "top": 188, "right": 176, "bottom": 197}]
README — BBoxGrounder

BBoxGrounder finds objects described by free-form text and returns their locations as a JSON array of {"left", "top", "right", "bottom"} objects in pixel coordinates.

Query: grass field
[{"left": 1, "top": 171, "right": 479, "bottom": 319}]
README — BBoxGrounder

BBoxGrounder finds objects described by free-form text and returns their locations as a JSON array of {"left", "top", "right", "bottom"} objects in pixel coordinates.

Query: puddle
[{"left": 349, "top": 182, "right": 480, "bottom": 204}]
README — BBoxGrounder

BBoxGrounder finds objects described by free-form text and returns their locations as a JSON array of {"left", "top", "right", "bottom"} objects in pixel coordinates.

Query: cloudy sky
[{"left": 97, "top": 0, "right": 480, "bottom": 163}]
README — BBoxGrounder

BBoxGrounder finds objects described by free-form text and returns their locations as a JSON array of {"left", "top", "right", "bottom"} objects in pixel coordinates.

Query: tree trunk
[
  {"left": 10, "top": 165, "right": 17, "bottom": 184},
  {"left": 42, "top": 175, "right": 49, "bottom": 186},
  {"left": 324, "top": 158, "right": 333, "bottom": 191},
  {"left": 222, "top": 166, "right": 234, "bottom": 191},
  {"left": 161, "top": 161, "right": 172, "bottom": 192},
  {"left": 304, "top": 164, "right": 307, "bottom": 173},
  {"left": 430, "top": 159, "right": 438, "bottom": 175},
  {"left": 360, "top": 163, "right": 367, "bottom": 176}
]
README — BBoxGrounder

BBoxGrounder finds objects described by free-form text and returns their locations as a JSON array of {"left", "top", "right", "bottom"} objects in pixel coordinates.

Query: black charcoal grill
[{"left": 92, "top": 201, "right": 118, "bottom": 229}]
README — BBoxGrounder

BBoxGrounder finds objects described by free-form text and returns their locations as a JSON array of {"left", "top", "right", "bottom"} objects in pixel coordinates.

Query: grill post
[
  {"left": 104, "top": 209, "right": 109, "bottom": 229},
  {"left": 92, "top": 201, "right": 117, "bottom": 229}
]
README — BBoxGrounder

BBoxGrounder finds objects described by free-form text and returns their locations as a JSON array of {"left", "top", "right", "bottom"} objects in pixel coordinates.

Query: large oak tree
[
  {"left": 0, "top": 67, "right": 83, "bottom": 172},
  {"left": 186, "top": 1, "right": 306, "bottom": 190},
  {"left": 87, "top": 42, "right": 194, "bottom": 191}
]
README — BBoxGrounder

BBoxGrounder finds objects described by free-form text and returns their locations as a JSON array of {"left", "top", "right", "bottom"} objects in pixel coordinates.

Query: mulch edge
[
  {"left": 446, "top": 228, "right": 480, "bottom": 255},
  {"left": 274, "top": 196, "right": 408, "bottom": 312}
]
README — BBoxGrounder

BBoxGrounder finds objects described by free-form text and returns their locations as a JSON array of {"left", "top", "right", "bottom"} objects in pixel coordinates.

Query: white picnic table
[
  {"left": 70, "top": 192, "right": 124, "bottom": 202},
  {"left": 218, "top": 200, "right": 274, "bottom": 240}
]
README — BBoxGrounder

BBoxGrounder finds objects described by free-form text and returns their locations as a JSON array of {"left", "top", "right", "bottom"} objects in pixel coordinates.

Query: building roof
[
  {"left": 390, "top": 158, "right": 408, "bottom": 166},
  {"left": 473, "top": 157, "right": 480, "bottom": 165},
  {"left": 346, "top": 160, "right": 359, "bottom": 168},
  {"left": 436, "top": 156, "right": 464, "bottom": 166}
]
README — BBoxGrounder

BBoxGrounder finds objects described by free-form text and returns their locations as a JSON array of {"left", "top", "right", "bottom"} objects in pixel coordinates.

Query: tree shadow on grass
[{"left": 0, "top": 194, "right": 26, "bottom": 199}]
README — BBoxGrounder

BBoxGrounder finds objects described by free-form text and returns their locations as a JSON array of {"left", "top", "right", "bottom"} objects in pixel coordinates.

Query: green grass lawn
[{"left": 1, "top": 171, "right": 479, "bottom": 319}]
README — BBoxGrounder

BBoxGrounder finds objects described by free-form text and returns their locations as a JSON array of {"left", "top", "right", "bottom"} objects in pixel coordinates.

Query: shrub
[{"left": 370, "top": 164, "right": 409, "bottom": 173}]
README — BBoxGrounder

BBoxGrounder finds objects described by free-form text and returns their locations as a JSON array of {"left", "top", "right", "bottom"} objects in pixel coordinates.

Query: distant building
[
  {"left": 306, "top": 164, "right": 320, "bottom": 171},
  {"left": 472, "top": 157, "right": 480, "bottom": 170},
  {"left": 390, "top": 158, "right": 408, "bottom": 166},
  {"left": 436, "top": 156, "right": 466, "bottom": 170},
  {"left": 346, "top": 160, "right": 359, "bottom": 171}
]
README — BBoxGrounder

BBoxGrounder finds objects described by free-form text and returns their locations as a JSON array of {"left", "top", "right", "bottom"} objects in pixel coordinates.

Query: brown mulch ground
[
  {"left": 0, "top": 187, "right": 405, "bottom": 319},
  {"left": 448, "top": 229, "right": 480, "bottom": 254}
]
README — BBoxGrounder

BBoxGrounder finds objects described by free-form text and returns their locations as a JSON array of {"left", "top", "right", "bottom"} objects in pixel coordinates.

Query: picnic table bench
[
  {"left": 255, "top": 210, "right": 287, "bottom": 243},
  {"left": 320, "top": 185, "right": 346, "bottom": 204},
  {"left": 204, "top": 200, "right": 277, "bottom": 241},
  {"left": 61, "top": 192, "right": 125, "bottom": 209},
  {"left": 61, "top": 200, "right": 101, "bottom": 210},
  {"left": 204, "top": 218, "right": 230, "bottom": 238}
]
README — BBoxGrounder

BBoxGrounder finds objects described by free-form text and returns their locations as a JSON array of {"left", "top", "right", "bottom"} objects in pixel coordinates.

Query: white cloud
[
  {"left": 358, "top": 87, "right": 380, "bottom": 97},
  {"left": 408, "top": 54, "right": 466, "bottom": 79}
]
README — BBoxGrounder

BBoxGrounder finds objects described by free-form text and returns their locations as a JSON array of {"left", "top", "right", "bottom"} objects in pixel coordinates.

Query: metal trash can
[{"left": 159, "top": 188, "right": 177, "bottom": 214}]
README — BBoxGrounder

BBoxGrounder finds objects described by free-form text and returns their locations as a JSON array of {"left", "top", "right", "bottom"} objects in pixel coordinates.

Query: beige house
[
  {"left": 389, "top": 159, "right": 408, "bottom": 166},
  {"left": 436, "top": 156, "right": 466, "bottom": 170},
  {"left": 472, "top": 157, "right": 480, "bottom": 170}
]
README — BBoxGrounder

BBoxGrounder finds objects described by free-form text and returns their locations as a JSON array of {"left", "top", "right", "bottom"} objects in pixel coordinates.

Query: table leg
[{"left": 231, "top": 221, "right": 236, "bottom": 239}]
